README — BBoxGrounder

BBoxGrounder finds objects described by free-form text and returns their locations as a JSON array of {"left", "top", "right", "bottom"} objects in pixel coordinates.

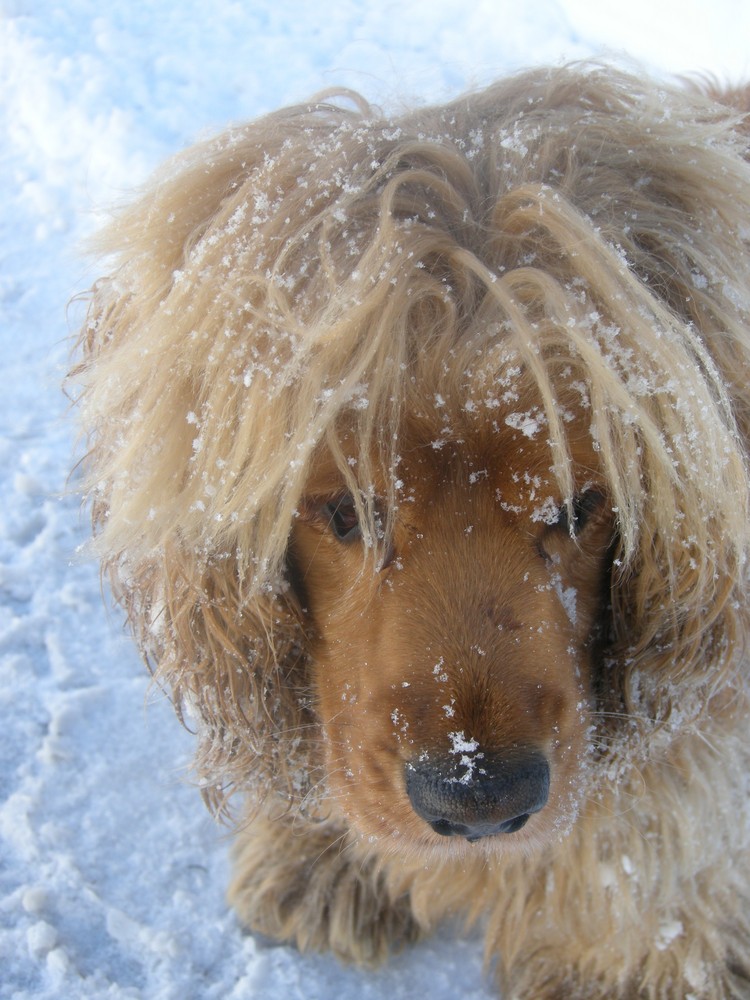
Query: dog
[{"left": 71, "top": 64, "right": 750, "bottom": 998}]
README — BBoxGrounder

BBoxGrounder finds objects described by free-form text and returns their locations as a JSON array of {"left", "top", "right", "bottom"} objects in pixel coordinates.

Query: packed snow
[{"left": 1, "top": 2, "right": 747, "bottom": 998}]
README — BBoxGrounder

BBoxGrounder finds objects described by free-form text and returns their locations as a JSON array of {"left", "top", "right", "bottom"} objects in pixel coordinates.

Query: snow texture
[{"left": 1, "top": 2, "right": 747, "bottom": 998}]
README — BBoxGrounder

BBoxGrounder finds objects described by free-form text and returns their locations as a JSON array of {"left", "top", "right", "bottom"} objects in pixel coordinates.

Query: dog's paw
[{"left": 228, "top": 813, "right": 423, "bottom": 966}]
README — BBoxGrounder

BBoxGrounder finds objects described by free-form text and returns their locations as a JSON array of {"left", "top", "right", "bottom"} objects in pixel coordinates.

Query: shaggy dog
[{"left": 72, "top": 65, "right": 750, "bottom": 998}]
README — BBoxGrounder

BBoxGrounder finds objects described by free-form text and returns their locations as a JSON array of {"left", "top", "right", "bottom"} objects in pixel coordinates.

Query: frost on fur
[{"left": 71, "top": 64, "right": 750, "bottom": 999}]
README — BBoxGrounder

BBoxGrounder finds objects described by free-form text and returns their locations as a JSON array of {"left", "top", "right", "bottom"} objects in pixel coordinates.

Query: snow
[{"left": 0, "top": 3, "right": 745, "bottom": 998}]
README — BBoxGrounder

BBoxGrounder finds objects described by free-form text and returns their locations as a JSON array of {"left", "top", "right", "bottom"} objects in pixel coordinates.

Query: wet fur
[{"left": 72, "top": 65, "right": 750, "bottom": 997}]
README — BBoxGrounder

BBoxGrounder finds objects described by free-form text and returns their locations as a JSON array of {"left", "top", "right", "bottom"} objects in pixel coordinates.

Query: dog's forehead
[
  {"left": 393, "top": 383, "right": 595, "bottom": 506},
  {"left": 303, "top": 352, "right": 602, "bottom": 514},
  {"left": 395, "top": 429, "right": 559, "bottom": 515},
  {"left": 306, "top": 417, "right": 587, "bottom": 518}
]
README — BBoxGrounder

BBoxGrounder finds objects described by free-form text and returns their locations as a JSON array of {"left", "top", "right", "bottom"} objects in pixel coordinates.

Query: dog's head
[
  {"left": 290, "top": 388, "right": 614, "bottom": 853},
  {"left": 72, "top": 65, "right": 750, "bottom": 857}
]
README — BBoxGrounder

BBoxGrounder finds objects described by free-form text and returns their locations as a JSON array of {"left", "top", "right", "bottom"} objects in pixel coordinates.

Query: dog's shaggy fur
[{"left": 71, "top": 65, "right": 750, "bottom": 998}]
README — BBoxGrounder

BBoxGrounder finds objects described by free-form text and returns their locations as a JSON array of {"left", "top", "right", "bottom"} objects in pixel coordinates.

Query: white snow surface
[{"left": 1, "top": 3, "right": 747, "bottom": 998}]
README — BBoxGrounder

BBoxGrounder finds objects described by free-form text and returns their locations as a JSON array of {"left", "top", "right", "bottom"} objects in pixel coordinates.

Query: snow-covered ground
[{"left": 1, "top": 3, "right": 748, "bottom": 998}]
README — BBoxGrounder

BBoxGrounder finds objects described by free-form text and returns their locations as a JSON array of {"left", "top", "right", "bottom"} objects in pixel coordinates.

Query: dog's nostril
[
  {"left": 429, "top": 818, "right": 460, "bottom": 837},
  {"left": 499, "top": 812, "right": 530, "bottom": 834},
  {"left": 405, "top": 749, "right": 549, "bottom": 842}
]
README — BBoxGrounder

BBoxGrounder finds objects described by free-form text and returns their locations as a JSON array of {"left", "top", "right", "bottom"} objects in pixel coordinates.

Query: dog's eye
[
  {"left": 323, "top": 494, "right": 361, "bottom": 543},
  {"left": 555, "top": 490, "right": 605, "bottom": 537}
]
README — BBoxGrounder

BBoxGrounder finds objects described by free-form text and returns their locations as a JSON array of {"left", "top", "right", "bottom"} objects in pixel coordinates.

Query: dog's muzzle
[{"left": 404, "top": 748, "right": 550, "bottom": 842}]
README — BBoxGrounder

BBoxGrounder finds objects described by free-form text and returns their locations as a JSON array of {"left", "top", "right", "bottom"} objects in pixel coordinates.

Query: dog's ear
[
  {"left": 106, "top": 545, "right": 314, "bottom": 818},
  {"left": 71, "top": 104, "right": 379, "bottom": 818},
  {"left": 603, "top": 492, "right": 747, "bottom": 729}
]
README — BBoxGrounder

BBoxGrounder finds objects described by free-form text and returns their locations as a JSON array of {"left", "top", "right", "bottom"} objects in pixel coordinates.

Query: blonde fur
[{"left": 71, "top": 64, "right": 750, "bottom": 998}]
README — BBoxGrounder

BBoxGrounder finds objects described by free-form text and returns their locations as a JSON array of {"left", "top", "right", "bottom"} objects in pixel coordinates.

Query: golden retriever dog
[{"left": 71, "top": 64, "right": 750, "bottom": 998}]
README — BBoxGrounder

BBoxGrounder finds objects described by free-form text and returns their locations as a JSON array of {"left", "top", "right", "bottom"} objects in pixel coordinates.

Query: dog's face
[{"left": 291, "top": 396, "right": 614, "bottom": 859}]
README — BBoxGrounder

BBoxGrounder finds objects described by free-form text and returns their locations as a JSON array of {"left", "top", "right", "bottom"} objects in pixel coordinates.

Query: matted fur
[{"left": 71, "top": 64, "right": 750, "bottom": 998}]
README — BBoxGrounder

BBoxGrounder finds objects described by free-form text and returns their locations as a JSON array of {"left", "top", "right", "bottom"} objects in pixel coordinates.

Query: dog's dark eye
[
  {"left": 555, "top": 490, "right": 605, "bottom": 537},
  {"left": 323, "top": 494, "right": 361, "bottom": 543}
]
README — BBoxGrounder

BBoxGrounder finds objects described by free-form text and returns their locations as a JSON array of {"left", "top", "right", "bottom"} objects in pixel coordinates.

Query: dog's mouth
[{"left": 404, "top": 746, "right": 550, "bottom": 844}]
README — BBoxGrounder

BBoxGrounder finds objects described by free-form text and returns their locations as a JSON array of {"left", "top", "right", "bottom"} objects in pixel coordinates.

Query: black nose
[{"left": 404, "top": 747, "right": 550, "bottom": 842}]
